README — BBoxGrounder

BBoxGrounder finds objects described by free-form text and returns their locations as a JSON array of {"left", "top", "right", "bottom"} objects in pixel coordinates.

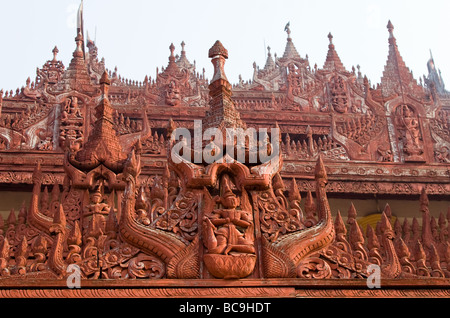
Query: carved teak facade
[{"left": 0, "top": 12, "right": 449, "bottom": 298}]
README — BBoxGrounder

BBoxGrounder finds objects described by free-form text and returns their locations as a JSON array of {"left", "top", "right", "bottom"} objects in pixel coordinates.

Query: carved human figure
[
  {"left": 330, "top": 75, "right": 348, "bottom": 113},
  {"left": 396, "top": 105, "right": 423, "bottom": 159},
  {"left": 287, "top": 63, "right": 302, "bottom": 96},
  {"left": 62, "top": 97, "right": 83, "bottom": 120},
  {"left": 85, "top": 183, "right": 110, "bottom": 216},
  {"left": 71, "top": 97, "right": 83, "bottom": 118},
  {"left": 202, "top": 174, "right": 255, "bottom": 255},
  {"left": 165, "top": 80, "right": 181, "bottom": 106},
  {"left": 62, "top": 98, "right": 71, "bottom": 120}
]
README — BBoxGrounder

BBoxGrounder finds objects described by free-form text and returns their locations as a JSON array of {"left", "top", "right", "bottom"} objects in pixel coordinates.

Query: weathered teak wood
[{"left": 0, "top": 5, "right": 449, "bottom": 298}]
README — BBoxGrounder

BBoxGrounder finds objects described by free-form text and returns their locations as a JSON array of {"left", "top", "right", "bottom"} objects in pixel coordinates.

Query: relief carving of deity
[
  {"left": 165, "top": 80, "right": 181, "bottom": 107},
  {"left": 395, "top": 104, "right": 425, "bottom": 162},
  {"left": 202, "top": 174, "right": 256, "bottom": 279},
  {"left": 330, "top": 75, "right": 348, "bottom": 113}
]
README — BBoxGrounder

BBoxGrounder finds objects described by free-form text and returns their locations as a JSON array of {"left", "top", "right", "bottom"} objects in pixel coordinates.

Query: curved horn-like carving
[
  {"left": 119, "top": 109, "right": 152, "bottom": 154},
  {"left": 28, "top": 162, "right": 72, "bottom": 235},
  {"left": 119, "top": 151, "right": 187, "bottom": 264},
  {"left": 169, "top": 158, "right": 279, "bottom": 190},
  {"left": 379, "top": 211, "right": 402, "bottom": 278},
  {"left": 47, "top": 204, "right": 68, "bottom": 277},
  {"left": 271, "top": 155, "right": 335, "bottom": 266}
]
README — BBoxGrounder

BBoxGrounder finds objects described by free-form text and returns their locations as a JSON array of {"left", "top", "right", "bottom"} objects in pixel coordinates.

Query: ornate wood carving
[{"left": 0, "top": 10, "right": 448, "bottom": 298}]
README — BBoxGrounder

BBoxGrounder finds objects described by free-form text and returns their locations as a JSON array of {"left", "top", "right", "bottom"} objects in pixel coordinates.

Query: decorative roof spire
[
  {"left": 284, "top": 22, "right": 291, "bottom": 40},
  {"left": 165, "top": 43, "right": 179, "bottom": 73},
  {"left": 264, "top": 46, "right": 276, "bottom": 71},
  {"left": 380, "top": 20, "right": 421, "bottom": 97},
  {"left": 52, "top": 46, "right": 59, "bottom": 62},
  {"left": 426, "top": 49, "right": 447, "bottom": 94},
  {"left": 176, "top": 41, "right": 194, "bottom": 72},
  {"left": 387, "top": 20, "right": 395, "bottom": 40},
  {"left": 280, "top": 22, "right": 301, "bottom": 61},
  {"left": 76, "top": 0, "right": 85, "bottom": 60},
  {"left": 169, "top": 43, "right": 175, "bottom": 58},
  {"left": 204, "top": 40, "right": 245, "bottom": 130},
  {"left": 97, "top": 70, "right": 112, "bottom": 118},
  {"left": 208, "top": 40, "right": 229, "bottom": 83},
  {"left": 59, "top": 15, "right": 93, "bottom": 92},
  {"left": 71, "top": 71, "right": 127, "bottom": 172},
  {"left": 323, "top": 32, "right": 345, "bottom": 72},
  {"left": 73, "top": 31, "right": 84, "bottom": 59}
]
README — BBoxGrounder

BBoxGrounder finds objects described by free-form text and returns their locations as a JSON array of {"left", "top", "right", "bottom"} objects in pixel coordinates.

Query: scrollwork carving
[{"left": 297, "top": 256, "right": 332, "bottom": 279}]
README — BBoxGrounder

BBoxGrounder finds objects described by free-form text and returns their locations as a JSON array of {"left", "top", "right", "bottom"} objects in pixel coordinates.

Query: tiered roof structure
[{"left": 0, "top": 5, "right": 448, "bottom": 299}]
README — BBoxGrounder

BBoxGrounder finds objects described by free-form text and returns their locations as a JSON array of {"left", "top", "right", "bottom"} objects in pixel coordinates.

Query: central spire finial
[
  {"left": 387, "top": 20, "right": 394, "bottom": 38},
  {"left": 284, "top": 21, "right": 291, "bottom": 39},
  {"left": 208, "top": 40, "right": 229, "bottom": 84},
  {"left": 52, "top": 46, "right": 59, "bottom": 61},
  {"left": 328, "top": 32, "right": 333, "bottom": 45}
]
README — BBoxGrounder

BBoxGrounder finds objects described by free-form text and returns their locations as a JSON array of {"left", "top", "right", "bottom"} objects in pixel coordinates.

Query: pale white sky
[{"left": 0, "top": 0, "right": 450, "bottom": 91}]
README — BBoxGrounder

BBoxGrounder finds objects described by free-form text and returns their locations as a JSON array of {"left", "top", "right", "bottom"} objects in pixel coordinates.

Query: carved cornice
[{"left": 0, "top": 278, "right": 448, "bottom": 298}]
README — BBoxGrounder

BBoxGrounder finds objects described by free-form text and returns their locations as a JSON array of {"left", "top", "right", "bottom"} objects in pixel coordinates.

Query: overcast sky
[{"left": 0, "top": 0, "right": 449, "bottom": 92}]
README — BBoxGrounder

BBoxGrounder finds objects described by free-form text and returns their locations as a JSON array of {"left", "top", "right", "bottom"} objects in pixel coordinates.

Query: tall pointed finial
[
  {"left": 314, "top": 154, "right": 328, "bottom": 186},
  {"left": 94, "top": 70, "right": 113, "bottom": 123},
  {"left": 169, "top": 43, "right": 175, "bottom": 58},
  {"left": 380, "top": 210, "right": 393, "bottom": 233},
  {"left": 205, "top": 40, "right": 245, "bottom": 131},
  {"left": 387, "top": 20, "right": 395, "bottom": 39},
  {"left": 328, "top": 32, "right": 333, "bottom": 45},
  {"left": 284, "top": 21, "right": 291, "bottom": 39},
  {"left": 280, "top": 22, "right": 301, "bottom": 61},
  {"left": 100, "top": 70, "right": 111, "bottom": 95},
  {"left": 52, "top": 46, "right": 59, "bottom": 61},
  {"left": 73, "top": 30, "right": 84, "bottom": 58},
  {"left": 77, "top": 0, "right": 84, "bottom": 32},
  {"left": 208, "top": 40, "right": 229, "bottom": 83},
  {"left": 76, "top": 0, "right": 85, "bottom": 59},
  {"left": 323, "top": 32, "right": 346, "bottom": 72},
  {"left": 164, "top": 43, "right": 181, "bottom": 73},
  {"left": 263, "top": 46, "right": 276, "bottom": 71}
]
